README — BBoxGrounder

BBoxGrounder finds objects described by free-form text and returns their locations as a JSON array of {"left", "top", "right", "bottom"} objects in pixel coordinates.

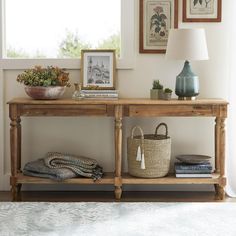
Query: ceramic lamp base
[{"left": 175, "top": 61, "right": 199, "bottom": 99}]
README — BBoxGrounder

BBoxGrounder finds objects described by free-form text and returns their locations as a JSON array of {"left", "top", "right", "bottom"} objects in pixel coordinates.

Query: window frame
[{"left": 0, "top": 0, "right": 135, "bottom": 70}]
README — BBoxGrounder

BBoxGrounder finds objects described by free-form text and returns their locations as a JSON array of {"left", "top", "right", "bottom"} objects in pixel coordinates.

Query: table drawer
[
  {"left": 21, "top": 104, "right": 109, "bottom": 116},
  {"left": 127, "top": 105, "right": 215, "bottom": 117}
]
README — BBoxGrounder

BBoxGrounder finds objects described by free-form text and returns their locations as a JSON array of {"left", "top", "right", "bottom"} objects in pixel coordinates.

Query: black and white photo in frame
[{"left": 81, "top": 50, "right": 116, "bottom": 90}]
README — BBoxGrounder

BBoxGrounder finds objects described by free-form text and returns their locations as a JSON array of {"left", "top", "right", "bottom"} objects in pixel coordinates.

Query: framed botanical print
[
  {"left": 139, "top": 0, "right": 178, "bottom": 54},
  {"left": 81, "top": 50, "right": 116, "bottom": 90},
  {"left": 183, "top": 0, "right": 222, "bottom": 22}
]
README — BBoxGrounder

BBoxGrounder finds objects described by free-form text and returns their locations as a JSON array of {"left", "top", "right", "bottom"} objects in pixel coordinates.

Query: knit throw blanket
[{"left": 23, "top": 152, "right": 103, "bottom": 181}]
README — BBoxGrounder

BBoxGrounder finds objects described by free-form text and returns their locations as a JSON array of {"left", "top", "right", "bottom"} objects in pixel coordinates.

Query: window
[
  {"left": 0, "top": 0, "right": 134, "bottom": 69},
  {"left": 6, "top": 0, "right": 120, "bottom": 58}
]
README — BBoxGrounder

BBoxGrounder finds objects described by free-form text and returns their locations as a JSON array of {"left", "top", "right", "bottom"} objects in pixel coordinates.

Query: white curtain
[{"left": 226, "top": 0, "right": 236, "bottom": 197}]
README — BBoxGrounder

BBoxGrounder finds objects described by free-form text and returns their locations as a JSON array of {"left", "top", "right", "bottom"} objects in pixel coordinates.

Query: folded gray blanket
[{"left": 23, "top": 152, "right": 103, "bottom": 181}]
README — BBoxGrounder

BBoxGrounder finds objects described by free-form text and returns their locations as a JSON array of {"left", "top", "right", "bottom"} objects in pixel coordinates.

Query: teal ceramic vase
[{"left": 175, "top": 61, "right": 199, "bottom": 100}]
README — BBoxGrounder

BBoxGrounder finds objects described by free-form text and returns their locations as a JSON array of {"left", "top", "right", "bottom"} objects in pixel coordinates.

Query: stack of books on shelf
[
  {"left": 82, "top": 90, "right": 118, "bottom": 100},
  {"left": 175, "top": 155, "right": 213, "bottom": 178}
]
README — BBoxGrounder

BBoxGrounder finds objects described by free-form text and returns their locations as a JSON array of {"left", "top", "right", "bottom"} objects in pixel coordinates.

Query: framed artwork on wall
[
  {"left": 183, "top": 0, "right": 222, "bottom": 22},
  {"left": 139, "top": 0, "right": 178, "bottom": 54},
  {"left": 81, "top": 50, "right": 116, "bottom": 90}
]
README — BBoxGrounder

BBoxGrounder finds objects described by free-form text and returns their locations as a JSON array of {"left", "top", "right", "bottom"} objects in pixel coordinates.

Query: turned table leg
[
  {"left": 214, "top": 117, "right": 226, "bottom": 200},
  {"left": 214, "top": 180, "right": 226, "bottom": 200},
  {"left": 10, "top": 104, "right": 22, "bottom": 201},
  {"left": 10, "top": 182, "right": 22, "bottom": 201},
  {"left": 114, "top": 105, "right": 123, "bottom": 200}
]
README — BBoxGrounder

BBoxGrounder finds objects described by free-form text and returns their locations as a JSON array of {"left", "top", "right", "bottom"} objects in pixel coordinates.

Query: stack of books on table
[
  {"left": 175, "top": 162, "right": 213, "bottom": 178},
  {"left": 82, "top": 90, "right": 118, "bottom": 100}
]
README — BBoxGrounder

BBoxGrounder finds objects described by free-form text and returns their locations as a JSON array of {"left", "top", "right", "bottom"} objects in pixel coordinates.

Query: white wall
[{"left": 0, "top": 1, "right": 232, "bottom": 191}]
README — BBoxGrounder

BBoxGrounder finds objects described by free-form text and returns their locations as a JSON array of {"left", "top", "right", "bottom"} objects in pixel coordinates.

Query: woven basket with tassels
[{"left": 127, "top": 123, "right": 171, "bottom": 178}]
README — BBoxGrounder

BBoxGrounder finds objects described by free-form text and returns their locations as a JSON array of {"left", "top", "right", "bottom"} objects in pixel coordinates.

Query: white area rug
[{"left": 0, "top": 202, "right": 236, "bottom": 236}]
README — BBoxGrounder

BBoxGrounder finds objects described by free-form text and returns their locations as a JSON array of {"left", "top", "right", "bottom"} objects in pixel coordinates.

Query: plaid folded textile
[{"left": 23, "top": 152, "right": 103, "bottom": 181}]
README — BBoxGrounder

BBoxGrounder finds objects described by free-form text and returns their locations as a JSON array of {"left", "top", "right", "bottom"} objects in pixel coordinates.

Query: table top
[{"left": 7, "top": 98, "right": 228, "bottom": 106}]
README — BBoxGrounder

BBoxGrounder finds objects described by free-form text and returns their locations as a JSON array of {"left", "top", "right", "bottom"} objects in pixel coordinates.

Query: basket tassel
[
  {"left": 136, "top": 146, "right": 142, "bottom": 161},
  {"left": 141, "top": 153, "right": 146, "bottom": 170}
]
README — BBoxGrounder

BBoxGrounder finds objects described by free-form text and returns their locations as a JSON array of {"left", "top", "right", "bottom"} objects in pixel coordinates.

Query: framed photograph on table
[
  {"left": 81, "top": 50, "right": 116, "bottom": 90},
  {"left": 183, "top": 0, "right": 222, "bottom": 22},
  {"left": 139, "top": 0, "right": 178, "bottom": 54}
]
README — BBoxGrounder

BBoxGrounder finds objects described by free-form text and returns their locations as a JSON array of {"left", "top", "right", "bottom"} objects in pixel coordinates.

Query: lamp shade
[{"left": 165, "top": 29, "right": 209, "bottom": 61}]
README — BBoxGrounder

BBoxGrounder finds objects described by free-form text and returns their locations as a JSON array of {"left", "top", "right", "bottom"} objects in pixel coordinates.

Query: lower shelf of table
[
  {"left": 13, "top": 172, "right": 223, "bottom": 185},
  {"left": 121, "top": 173, "right": 223, "bottom": 184}
]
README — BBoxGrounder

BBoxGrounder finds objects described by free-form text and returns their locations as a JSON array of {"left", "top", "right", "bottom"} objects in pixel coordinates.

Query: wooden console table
[{"left": 8, "top": 98, "right": 228, "bottom": 201}]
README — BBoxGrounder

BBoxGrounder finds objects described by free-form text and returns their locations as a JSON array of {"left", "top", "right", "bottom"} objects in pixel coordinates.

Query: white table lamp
[{"left": 166, "top": 28, "right": 209, "bottom": 100}]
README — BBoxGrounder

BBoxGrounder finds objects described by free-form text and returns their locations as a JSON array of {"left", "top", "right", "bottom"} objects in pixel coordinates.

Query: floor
[{"left": 0, "top": 191, "right": 235, "bottom": 202}]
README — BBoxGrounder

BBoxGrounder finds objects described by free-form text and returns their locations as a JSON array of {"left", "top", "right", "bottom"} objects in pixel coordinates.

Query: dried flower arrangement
[{"left": 17, "top": 66, "right": 70, "bottom": 87}]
